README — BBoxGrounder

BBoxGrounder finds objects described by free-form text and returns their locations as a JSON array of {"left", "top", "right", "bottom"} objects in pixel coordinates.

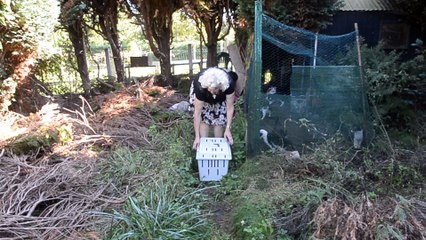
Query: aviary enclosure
[{"left": 245, "top": 1, "right": 371, "bottom": 155}]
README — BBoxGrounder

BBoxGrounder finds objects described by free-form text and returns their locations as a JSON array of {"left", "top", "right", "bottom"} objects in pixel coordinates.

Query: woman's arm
[
  {"left": 224, "top": 93, "right": 235, "bottom": 145},
  {"left": 193, "top": 97, "right": 204, "bottom": 150}
]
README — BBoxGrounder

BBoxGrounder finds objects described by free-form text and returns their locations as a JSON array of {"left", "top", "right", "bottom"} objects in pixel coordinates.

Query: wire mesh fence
[{"left": 245, "top": 10, "right": 371, "bottom": 155}]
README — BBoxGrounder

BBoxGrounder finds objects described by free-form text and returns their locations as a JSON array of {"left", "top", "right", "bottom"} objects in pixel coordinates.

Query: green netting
[
  {"left": 245, "top": 8, "right": 371, "bottom": 155},
  {"left": 263, "top": 15, "right": 358, "bottom": 65}
]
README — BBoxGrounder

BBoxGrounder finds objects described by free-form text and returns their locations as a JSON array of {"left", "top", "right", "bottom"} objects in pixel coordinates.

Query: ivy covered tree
[
  {"left": 0, "top": 0, "right": 39, "bottom": 112},
  {"left": 59, "top": 0, "right": 91, "bottom": 97},
  {"left": 182, "top": 0, "right": 236, "bottom": 67},
  {"left": 125, "top": 0, "right": 183, "bottom": 87}
]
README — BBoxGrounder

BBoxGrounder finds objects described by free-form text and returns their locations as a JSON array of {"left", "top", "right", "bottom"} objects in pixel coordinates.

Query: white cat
[{"left": 353, "top": 129, "right": 363, "bottom": 149}]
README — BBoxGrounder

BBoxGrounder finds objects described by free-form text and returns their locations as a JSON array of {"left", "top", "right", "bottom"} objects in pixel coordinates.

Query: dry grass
[
  {"left": 0, "top": 82, "right": 188, "bottom": 239},
  {"left": 248, "top": 148, "right": 426, "bottom": 239},
  {"left": 0, "top": 154, "right": 124, "bottom": 239},
  {"left": 85, "top": 80, "right": 188, "bottom": 149},
  {"left": 312, "top": 196, "right": 426, "bottom": 240}
]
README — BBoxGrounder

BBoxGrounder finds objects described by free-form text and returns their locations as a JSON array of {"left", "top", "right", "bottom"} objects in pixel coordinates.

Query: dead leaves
[{"left": 313, "top": 196, "right": 426, "bottom": 240}]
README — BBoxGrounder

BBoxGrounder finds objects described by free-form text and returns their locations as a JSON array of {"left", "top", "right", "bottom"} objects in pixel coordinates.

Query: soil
[{"left": 204, "top": 188, "right": 235, "bottom": 234}]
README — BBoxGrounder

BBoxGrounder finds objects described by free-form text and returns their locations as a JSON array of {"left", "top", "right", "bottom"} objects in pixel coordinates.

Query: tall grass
[
  {"left": 99, "top": 147, "right": 158, "bottom": 187},
  {"left": 105, "top": 181, "right": 213, "bottom": 240}
]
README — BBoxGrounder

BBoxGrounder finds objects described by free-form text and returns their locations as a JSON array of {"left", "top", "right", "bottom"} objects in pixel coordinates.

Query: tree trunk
[
  {"left": 127, "top": 0, "right": 182, "bottom": 87},
  {"left": 110, "top": 40, "right": 125, "bottom": 83},
  {"left": 9, "top": 55, "right": 47, "bottom": 114},
  {"left": 99, "top": 19, "right": 125, "bottom": 83},
  {"left": 145, "top": 19, "right": 174, "bottom": 87},
  {"left": 67, "top": 26, "right": 91, "bottom": 97},
  {"left": 204, "top": 17, "right": 220, "bottom": 67},
  {"left": 206, "top": 43, "right": 218, "bottom": 67},
  {"left": 228, "top": 44, "right": 246, "bottom": 96},
  {"left": 157, "top": 37, "right": 173, "bottom": 86}
]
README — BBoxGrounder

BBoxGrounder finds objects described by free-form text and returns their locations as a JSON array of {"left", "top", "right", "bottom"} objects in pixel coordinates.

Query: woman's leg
[
  {"left": 213, "top": 125, "right": 224, "bottom": 137},
  {"left": 200, "top": 122, "right": 210, "bottom": 137}
]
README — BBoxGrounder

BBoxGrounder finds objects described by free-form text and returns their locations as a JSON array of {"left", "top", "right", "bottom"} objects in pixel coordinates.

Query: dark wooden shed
[{"left": 322, "top": 0, "right": 421, "bottom": 58}]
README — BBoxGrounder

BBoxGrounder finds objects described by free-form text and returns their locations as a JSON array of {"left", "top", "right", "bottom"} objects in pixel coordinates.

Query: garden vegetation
[{"left": 1, "top": 0, "right": 425, "bottom": 239}]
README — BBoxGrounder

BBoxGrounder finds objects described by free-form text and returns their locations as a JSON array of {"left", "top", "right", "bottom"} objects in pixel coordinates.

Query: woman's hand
[
  {"left": 192, "top": 137, "right": 200, "bottom": 150},
  {"left": 224, "top": 128, "right": 234, "bottom": 145}
]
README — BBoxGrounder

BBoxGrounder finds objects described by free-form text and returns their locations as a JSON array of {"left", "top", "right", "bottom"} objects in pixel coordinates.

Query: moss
[
  {"left": 11, "top": 124, "right": 73, "bottom": 155},
  {"left": 12, "top": 134, "right": 53, "bottom": 154}
]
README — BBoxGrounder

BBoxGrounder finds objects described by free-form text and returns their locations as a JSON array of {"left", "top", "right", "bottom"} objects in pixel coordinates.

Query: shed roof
[{"left": 341, "top": 0, "right": 397, "bottom": 11}]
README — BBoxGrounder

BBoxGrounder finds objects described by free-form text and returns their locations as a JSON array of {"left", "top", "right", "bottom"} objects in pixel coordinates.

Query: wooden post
[
  {"left": 228, "top": 44, "right": 246, "bottom": 97},
  {"left": 170, "top": 49, "right": 174, "bottom": 74},
  {"left": 313, "top": 32, "right": 318, "bottom": 69},
  {"left": 193, "top": 44, "right": 197, "bottom": 60},
  {"left": 246, "top": 0, "right": 263, "bottom": 157},
  {"left": 188, "top": 44, "right": 194, "bottom": 75},
  {"left": 355, "top": 23, "right": 368, "bottom": 131},
  {"left": 105, "top": 48, "right": 114, "bottom": 83}
]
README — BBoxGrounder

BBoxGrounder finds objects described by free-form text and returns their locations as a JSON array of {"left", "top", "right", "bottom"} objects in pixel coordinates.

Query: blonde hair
[{"left": 198, "top": 67, "right": 229, "bottom": 91}]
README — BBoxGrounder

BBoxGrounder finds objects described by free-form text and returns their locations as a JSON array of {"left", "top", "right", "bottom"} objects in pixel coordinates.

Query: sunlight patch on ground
[
  {"left": 0, "top": 103, "right": 75, "bottom": 150},
  {"left": 0, "top": 112, "right": 27, "bottom": 146},
  {"left": 51, "top": 143, "right": 101, "bottom": 160},
  {"left": 98, "top": 93, "right": 138, "bottom": 117}
]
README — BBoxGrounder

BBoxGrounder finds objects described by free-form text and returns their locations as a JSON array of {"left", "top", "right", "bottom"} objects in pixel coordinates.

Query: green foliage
[
  {"left": 0, "top": 3, "right": 36, "bottom": 51},
  {"left": 0, "top": 0, "right": 37, "bottom": 110},
  {"left": 303, "top": 132, "right": 347, "bottom": 176},
  {"left": 13, "top": 0, "right": 64, "bottom": 88},
  {"left": 146, "top": 88, "right": 161, "bottom": 97},
  {"left": 105, "top": 182, "right": 213, "bottom": 240},
  {"left": 147, "top": 112, "right": 193, "bottom": 151},
  {"left": 230, "top": 99, "right": 247, "bottom": 168},
  {"left": 61, "top": 2, "right": 87, "bottom": 27},
  {"left": 172, "top": 11, "right": 199, "bottom": 44},
  {"left": 100, "top": 112, "right": 198, "bottom": 188},
  {"left": 11, "top": 124, "right": 73, "bottom": 154},
  {"left": 101, "top": 147, "right": 147, "bottom": 186},
  {"left": 167, "top": 139, "right": 199, "bottom": 187},
  {"left": 13, "top": 135, "right": 52, "bottom": 154},
  {"left": 388, "top": 129, "right": 419, "bottom": 148},
  {"left": 376, "top": 224, "right": 404, "bottom": 240},
  {"left": 268, "top": 0, "right": 343, "bottom": 30},
  {"left": 383, "top": 195, "right": 426, "bottom": 239},
  {"left": 278, "top": 184, "right": 332, "bottom": 218},
  {"left": 275, "top": 229, "right": 293, "bottom": 240},
  {"left": 242, "top": 219, "right": 274, "bottom": 240},
  {"left": 362, "top": 45, "right": 403, "bottom": 101},
  {"left": 34, "top": 29, "right": 85, "bottom": 94},
  {"left": 235, "top": 0, "right": 342, "bottom": 35},
  {"left": 388, "top": 164, "right": 424, "bottom": 189},
  {"left": 117, "top": 12, "right": 149, "bottom": 53},
  {"left": 35, "top": 53, "right": 63, "bottom": 83},
  {"left": 357, "top": 41, "right": 425, "bottom": 142},
  {"left": 15, "top": 0, "right": 60, "bottom": 45},
  {"left": 54, "top": 124, "right": 74, "bottom": 144},
  {"left": 336, "top": 38, "right": 426, "bottom": 145},
  {"left": 0, "top": 77, "right": 17, "bottom": 110},
  {"left": 232, "top": 202, "right": 273, "bottom": 240},
  {"left": 214, "top": 173, "right": 243, "bottom": 199},
  {"left": 146, "top": 114, "right": 198, "bottom": 187}
]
